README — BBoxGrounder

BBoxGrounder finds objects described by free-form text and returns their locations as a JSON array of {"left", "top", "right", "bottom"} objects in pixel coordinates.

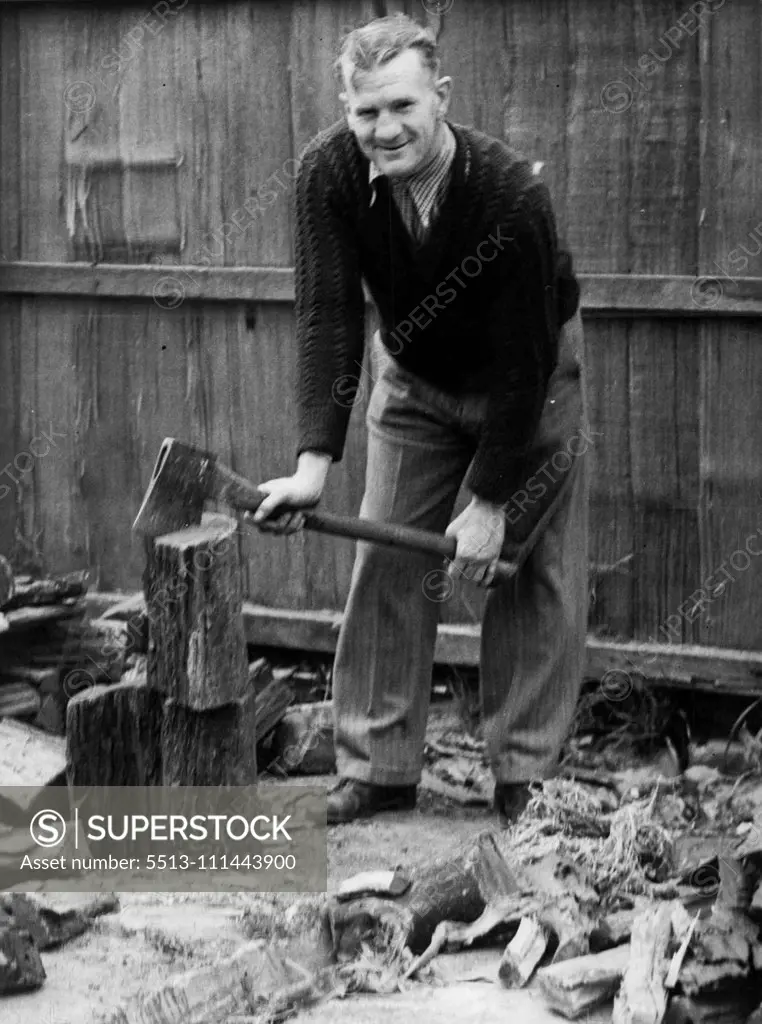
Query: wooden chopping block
[
  {"left": 66, "top": 674, "right": 163, "bottom": 787},
  {"left": 144, "top": 513, "right": 248, "bottom": 710},
  {"left": 161, "top": 686, "right": 257, "bottom": 786}
]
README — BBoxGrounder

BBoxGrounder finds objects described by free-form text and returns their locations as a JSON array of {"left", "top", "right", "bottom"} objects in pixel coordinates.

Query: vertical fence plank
[
  {"left": 0, "top": 299, "right": 22, "bottom": 559},
  {"left": 627, "top": 320, "right": 701, "bottom": 645},
  {"left": 565, "top": 0, "right": 631, "bottom": 272},
  {"left": 21, "top": 6, "right": 67, "bottom": 261},
  {"left": 697, "top": 0, "right": 762, "bottom": 650},
  {"left": 223, "top": 0, "right": 294, "bottom": 265},
  {"left": 0, "top": 7, "right": 21, "bottom": 262},
  {"left": 174, "top": 2, "right": 228, "bottom": 265},
  {"left": 586, "top": 320, "right": 634, "bottom": 639},
  {"left": 435, "top": 0, "right": 508, "bottom": 141},
  {"left": 62, "top": 6, "right": 127, "bottom": 260},
  {"left": 501, "top": 0, "right": 570, "bottom": 239},
  {"left": 117, "top": 5, "right": 182, "bottom": 261}
]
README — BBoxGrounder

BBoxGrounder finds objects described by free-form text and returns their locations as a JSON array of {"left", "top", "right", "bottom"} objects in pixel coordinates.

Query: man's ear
[
  {"left": 339, "top": 91, "right": 350, "bottom": 118},
  {"left": 435, "top": 76, "right": 452, "bottom": 116}
]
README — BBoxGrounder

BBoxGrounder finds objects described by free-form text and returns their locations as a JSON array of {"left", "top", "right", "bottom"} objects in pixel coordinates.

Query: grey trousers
[{"left": 332, "top": 311, "right": 590, "bottom": 786}]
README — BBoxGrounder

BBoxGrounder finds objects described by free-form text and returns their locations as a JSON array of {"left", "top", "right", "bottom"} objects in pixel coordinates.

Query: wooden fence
[{"left": 1, "top": 0, "right": 761, "bottom": 686}]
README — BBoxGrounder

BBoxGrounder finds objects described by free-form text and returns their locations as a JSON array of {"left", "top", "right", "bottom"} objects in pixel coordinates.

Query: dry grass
[{"left": 510, "top": 779, "right": 674, "bottom": 899}]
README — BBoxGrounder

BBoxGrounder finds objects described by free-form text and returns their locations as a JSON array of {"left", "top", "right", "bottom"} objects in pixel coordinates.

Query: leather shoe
[
  {"left": 327, "top": 778, "right": 417, "bottom": 824},
  {"left": 494, "top": 782, "right": 532, "bottom": 827}
]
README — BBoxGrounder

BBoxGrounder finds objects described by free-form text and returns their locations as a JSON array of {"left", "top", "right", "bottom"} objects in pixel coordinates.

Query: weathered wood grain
[
  {"left": 586, "top": 319, "right": 634, "bottom": 638},
  {"left": 628, "top": 319, "right": 701, "bottom": 644},
  {"left": 697, "top": 2, "right": 762, "bottom": 653},
  {"left": 565, "top": 1, "right": 630, "bottom": 273},
  {"left": 66, "top": 676, "right": 163, "bottom": 788},
  {"left": 502, "top": 0, "right": 570, "bottom": 239},
  {"left": 628, "top": 0, "right": 701, "bottom": 276},
  {"left": 224, "top": 0, "right": 293, "bottom": 266},
  {"left": 146, "top": 513, "right": 248, "bottom": 709},
  {"left": 117, "top": 3, "right": 181, "bottom": 262},
  {"left": 4, "top": 263, "right": 762, "bottom": 316},
  {"left": 161, "top": 688, "right": 258, "bottom": 786}
]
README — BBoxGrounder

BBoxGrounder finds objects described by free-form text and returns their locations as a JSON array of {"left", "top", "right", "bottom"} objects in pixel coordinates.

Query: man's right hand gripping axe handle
[{"left": 132, "top": 438, "right": 517, "bottom": 585}]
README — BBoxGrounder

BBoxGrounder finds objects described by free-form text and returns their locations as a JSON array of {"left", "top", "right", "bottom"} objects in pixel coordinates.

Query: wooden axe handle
[
  {"left": 215, "top": 457, "right": 517, "bottom": 584},
  {"left": 300, "top": 509, "right": 517, "bottom": 585}
]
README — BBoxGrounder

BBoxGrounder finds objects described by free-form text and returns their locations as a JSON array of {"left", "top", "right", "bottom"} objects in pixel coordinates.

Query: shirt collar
[{"left": 368, "top": 123, "right": 456, "bottom": 212}]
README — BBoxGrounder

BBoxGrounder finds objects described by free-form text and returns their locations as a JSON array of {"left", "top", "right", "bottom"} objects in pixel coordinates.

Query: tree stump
[
  {"left": 66, "top": 675, "right": 163, "bottom": 787},
  {"left": 161, "top": 688, "right": 257, "bottom": 786},
  {"left": 145, "top": 513, "right": 248, "bottom": 710}
]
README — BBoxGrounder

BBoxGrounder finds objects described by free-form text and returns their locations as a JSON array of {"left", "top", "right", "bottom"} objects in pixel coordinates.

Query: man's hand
[
  {"left": 445, "top": 497, "right": 506, "bottom": 587},
  {"left": 251, "top": 451, "right": 331, "bottom": 535}
]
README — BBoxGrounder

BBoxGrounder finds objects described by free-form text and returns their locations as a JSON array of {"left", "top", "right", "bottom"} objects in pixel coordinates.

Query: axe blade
[{"left": 132, "top": 437, "right": 217, "bottom": 537}]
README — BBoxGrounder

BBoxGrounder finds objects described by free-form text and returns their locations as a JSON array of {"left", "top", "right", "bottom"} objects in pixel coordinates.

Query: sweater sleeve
[
  {"left": 294, "top": 145, "right": 366, "bottom": 462},
  {"left": 464, "top": 183, "right": 561, "bottom": 519}
]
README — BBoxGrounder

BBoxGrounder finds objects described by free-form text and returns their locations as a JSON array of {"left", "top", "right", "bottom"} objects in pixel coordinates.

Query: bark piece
[
  {"left": 0, "top": 892, "right": 119, "bottom": 950},
  {"left": 145, "top": 513, "right": 248, "bottom": 710},
  {"left": 612, "top": 902, "right": 673, "bottom": 1024},
  {"left": 666, "top": 987, "right": 762, "bottom": 1024},
  {"left": 268, "top": 701, "right": 335, "bottom": 776},
  {"left": 537, "top": 944, "right": 631, "bottom": 1019},
  {"left": 0, "top": 924, "right": 46, "bottom": 994},
  {"left": 337, "top": 870, "right": 411, "bottom": 901},
  {"left": 498, "top": 914, "right": 550, "bottom": 987},
  {"left": 98, "top": 940, "right": 302, "bottom": 1024},
  {"left": 404, "top": 893, "right": 542, "bottom": 979},
  {"left": 161, "top": 687, "right": 257, "bottom": 785},
  {"left": 591, "top": 908, "right": 637, "bottom": 951},
  {"left": 403, "top": 831, "right": 520, "bottom": 953},
  {"left": 3, "top": 570, "right": 88, "bottom": 609},
  {"left": 522, "top": 854, "right": 597, "bottom": 963},
  {"left": 0, "top": 719, "right": 67, "bottom": 812},
  {"left": 66, "top": 674, "right": 163, "bottom": 787},
  {"left": 678, "top": 906, "right": 758, "bottom": 996}
]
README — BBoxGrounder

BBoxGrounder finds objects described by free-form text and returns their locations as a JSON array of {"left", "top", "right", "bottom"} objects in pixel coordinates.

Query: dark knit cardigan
[{"left": 294, "top": 119, "right": 580, "bottom": 510}]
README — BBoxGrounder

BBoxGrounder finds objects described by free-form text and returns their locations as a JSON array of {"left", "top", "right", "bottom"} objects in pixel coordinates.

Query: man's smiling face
[{"left": 342, "top": 48, "right": 451, "bottom": 179}]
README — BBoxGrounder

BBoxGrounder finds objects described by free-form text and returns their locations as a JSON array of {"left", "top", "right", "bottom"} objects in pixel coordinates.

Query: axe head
[{"left": 132, "top": 438, "right": 218, "bottom": 537}]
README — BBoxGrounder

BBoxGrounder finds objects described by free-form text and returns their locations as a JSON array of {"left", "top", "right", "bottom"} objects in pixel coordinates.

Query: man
[{"left": 254, "top": 14, "right": 589, "bottom": 826}]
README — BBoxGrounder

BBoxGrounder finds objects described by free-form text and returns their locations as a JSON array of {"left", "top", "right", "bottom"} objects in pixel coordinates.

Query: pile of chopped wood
[
  {"left": 313, "top": 804, "right": 762, "bottom": 1023},
  {"left": 0, "top": 557, "right": 132, "bottom": 734}
]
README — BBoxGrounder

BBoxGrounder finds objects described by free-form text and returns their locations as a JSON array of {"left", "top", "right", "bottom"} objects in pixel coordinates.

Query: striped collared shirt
[{"left": 369, "top": 124, "right": 456, "bottom": 239}]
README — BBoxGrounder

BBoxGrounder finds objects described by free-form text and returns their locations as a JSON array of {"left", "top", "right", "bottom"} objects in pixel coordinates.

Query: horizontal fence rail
[{"left": 2, "top": 263, "right": 762, "bottom": 317}]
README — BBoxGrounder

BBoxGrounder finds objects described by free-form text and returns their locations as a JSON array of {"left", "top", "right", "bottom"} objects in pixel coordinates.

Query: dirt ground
[
  {"left": 4, "top": 790, "right": 551, "bottom": 1024},
  {"left": 5, "top": 699, "right": 762, "bottom": 1024}
]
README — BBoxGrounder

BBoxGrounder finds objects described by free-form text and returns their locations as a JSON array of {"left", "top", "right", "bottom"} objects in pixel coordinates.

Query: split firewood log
[{"left": 612, "top": 902, "right": 673, "bottom": 1024}]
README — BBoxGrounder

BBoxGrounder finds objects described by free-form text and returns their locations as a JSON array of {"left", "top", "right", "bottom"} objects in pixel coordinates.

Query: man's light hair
[{"left": 337, "top": 14, "right": 440, "bottom": 89}]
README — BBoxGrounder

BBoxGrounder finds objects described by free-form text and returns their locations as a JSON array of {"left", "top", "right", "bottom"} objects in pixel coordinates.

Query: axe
[{"left": 132, "top": 438, "right": 517, "bottom": 584}]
